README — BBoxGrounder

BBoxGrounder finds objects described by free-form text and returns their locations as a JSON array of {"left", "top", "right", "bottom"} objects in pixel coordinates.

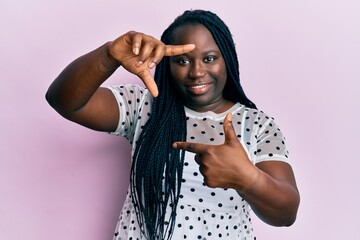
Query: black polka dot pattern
[{"left": 107, "top": 84, "right": 290, "bottom": 239}]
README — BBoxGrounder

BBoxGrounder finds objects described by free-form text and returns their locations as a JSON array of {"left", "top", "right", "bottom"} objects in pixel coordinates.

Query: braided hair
[{"left": 129, "top": 9, "right": 257, "bottom": 240}]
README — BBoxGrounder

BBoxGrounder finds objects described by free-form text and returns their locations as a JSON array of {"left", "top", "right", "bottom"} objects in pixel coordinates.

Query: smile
[{"left": 186, "top": 83, "right": 212, "bottom": 94}]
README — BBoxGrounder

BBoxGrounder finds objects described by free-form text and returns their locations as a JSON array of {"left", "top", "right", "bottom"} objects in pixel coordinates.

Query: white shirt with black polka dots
[{"left": 108, "top": 84, "right": 290, "bottom": 240}]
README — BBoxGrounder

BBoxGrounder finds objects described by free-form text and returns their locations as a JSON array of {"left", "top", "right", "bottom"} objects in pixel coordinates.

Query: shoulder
[
  {"left": 107, "top": 84, "right": 153, "bottom": 106},
  {"left": 107, "top": 84, "right": 148, "bottom": 96}
]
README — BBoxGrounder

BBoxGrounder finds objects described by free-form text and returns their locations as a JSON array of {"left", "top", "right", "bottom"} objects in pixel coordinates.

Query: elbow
[
  {"left": 255, "top": 203, "right": 300, "bottom": 227},
  {"left": 45, "top": 89, "right": 63, "bottom": 114},
  {"left": 45, "top": 87, "right": 57, "bottom": 110},
  {"left": 45, "top": 84, "right": 67, "bottom": 113},
  {"left": 282, "top": 212, "right": 297, "bottom": 227},
  {"left": 45, "top": 86, "right": 84, "bottom": 122},
  {"left": 278, "top": 193, "right": 300, "bottom": 227},
  {"left": 45, "top": 89, "right": 54, "bottom": 107},
  {"left": 262, "top": 192, "right": 300, "bottom": 227},
  {"left": 268, "top": 207, "right": 298, "bottom": 227},
  {"left": 45, "top": 87, "right": 67, "bottom": 116}
]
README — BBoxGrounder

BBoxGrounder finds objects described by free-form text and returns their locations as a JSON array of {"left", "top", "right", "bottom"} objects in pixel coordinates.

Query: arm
[
  {"left": 173, "top": 113, "right": 300, "bottom": 226},
  {"left": 45, "top": 42, "right": 120, "bottom": 132},
  {"left": 238, "top": 160, "right": 299, "bottom": 226},
  {"left": 46, "top": 31, "right": 195, "bottom": 132}
]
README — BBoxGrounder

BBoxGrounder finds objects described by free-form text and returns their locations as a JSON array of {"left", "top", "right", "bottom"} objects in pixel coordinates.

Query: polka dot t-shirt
[{"left": 108, "top": 84, "right": 290, "bottom": 240}]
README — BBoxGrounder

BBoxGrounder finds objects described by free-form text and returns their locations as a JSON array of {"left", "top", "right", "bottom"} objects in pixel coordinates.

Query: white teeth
[{"left": 189, "top": 84, "right": 207, "bottom": 89}]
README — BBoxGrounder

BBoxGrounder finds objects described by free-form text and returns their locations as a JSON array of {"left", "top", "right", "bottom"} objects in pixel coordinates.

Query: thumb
[{"left": 223, "top": 113, "right": 239, "bottom": 144}]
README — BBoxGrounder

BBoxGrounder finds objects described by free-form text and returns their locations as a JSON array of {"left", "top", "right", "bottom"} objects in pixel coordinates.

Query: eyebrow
[
  {"left": 174, "top": 49, "right": 221, "bottom": 57},
  {"left": 203, "top": 50, "right": 221, "bottom": 56}
]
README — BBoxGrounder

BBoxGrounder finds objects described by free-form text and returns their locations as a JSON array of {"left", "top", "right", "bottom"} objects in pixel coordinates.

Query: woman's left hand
[{"left": 173, "top": 113, "right": 259, "bottom": 190}]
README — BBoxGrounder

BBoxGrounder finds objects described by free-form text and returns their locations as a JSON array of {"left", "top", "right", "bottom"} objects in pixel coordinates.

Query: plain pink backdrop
[{"left": 1, "top": 0, "right": 359, "bottom": 239}]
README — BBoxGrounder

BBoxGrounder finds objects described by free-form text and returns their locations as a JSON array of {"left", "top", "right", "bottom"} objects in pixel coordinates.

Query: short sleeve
[
  {"left": 106, "top": 84, "right": 152, "bottom": 143},
  {"left": 253, "top": 112, "right": 290, "bottom": 164}
]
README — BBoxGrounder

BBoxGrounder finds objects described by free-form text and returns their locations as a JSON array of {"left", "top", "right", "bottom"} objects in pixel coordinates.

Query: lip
[{"left": 186, "top": 83, "right": 212, "bottom": 95}]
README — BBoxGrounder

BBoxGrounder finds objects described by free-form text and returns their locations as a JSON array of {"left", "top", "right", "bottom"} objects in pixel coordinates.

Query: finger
[
  {"left": 223, "top": 113, "right": 238, "bottom": 144},
  {"left": 147, "top": 44, "right": 166, "bottom": 69},
  {"left": 137, "top": 69, "right": 158, "bottom": 97},
  {"left": 136, "top": 40, "right": 157, "bottom": 66},
  {"left": 164, "top": 44, "right": 195, "bottom": 56},
  {"left": 130, "top": 32, "right": 143, "bottom": 55},
  {"left": 172, "top": 141, "right": 207, "bottom": 154}
]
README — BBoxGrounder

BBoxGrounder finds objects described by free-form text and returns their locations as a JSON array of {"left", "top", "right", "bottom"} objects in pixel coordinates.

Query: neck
[{"left": 185, "top": 99, "right": 235, "bottom": 114}]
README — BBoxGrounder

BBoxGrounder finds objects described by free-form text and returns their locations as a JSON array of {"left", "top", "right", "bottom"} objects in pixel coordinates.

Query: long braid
[
  {"left": 130, "top": 56, "right": 186, "bottom": 239},
  {"left": 129, "top": 9, "right": 256, "bottom": 240}
]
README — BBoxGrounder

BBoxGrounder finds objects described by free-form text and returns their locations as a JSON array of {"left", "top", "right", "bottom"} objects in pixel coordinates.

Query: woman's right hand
[{"left": 108, "top": 31, "right": 195, "bottom": 97}]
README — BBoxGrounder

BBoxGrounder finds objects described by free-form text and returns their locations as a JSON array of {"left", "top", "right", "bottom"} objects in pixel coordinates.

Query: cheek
[
  {"left": 170, "top": 65, "right": 186, "bottom": 84},
  {"left": 213, "top": 64, "right": 227, "bottom": 84},
  {"left": 220, "top": 62, "right": 228, "bottom": 84},
  {"left": 223, "top": 72, "right": 228, "bottom": 85},
  {"left": 169, "top": 63, "right": 180, "bottom": 80},
  {"left": 169, "top": 66, "right": 183, "bottom": 92}
]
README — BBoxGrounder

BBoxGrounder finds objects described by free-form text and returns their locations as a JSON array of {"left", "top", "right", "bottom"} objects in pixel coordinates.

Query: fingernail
[
  {"left": 149, "top": 62, "right": 156, "bottom": 69},
  {"left": 133, "top": 47, "right": 139, "bottom": 55},
  {"left": 227, "top": 113, "right": 232, "bottom": 121},
  {"left": 135, "top": 60, "right": 144, "bottom": 67}
]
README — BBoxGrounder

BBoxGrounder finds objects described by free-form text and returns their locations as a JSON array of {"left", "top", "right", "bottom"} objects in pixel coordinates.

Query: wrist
[
  {"left": 233, "top": 163, "right": 262, "bottom": 193},
  {"left": 98, "top": 42, "right": 120, "bottom": 73}
]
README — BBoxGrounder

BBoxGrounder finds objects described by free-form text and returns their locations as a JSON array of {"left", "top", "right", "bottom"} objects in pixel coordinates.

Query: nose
[{"left": 189, "top": 60, "right": 206, "bottom": 79}]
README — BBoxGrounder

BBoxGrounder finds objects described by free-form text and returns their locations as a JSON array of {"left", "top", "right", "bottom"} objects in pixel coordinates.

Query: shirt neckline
[{"left": 184, "top": 102, "right": 242, "bottom": 120}]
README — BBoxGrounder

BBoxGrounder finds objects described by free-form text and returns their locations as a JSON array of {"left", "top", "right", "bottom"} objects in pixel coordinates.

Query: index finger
[
  {"left": 172, "top": 141, "right": 207, "bottom": 153},
  {"left": 164, "top": 44, "right": 195, "bottom": 56},
  {"left": 137, "top": 69, "right": 158, "bottom": 97}
]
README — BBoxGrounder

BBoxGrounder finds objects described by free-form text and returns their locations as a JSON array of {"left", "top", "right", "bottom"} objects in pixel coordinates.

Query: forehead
[{"left": 171, "top": 24, "right": 219, "bottom": 50}]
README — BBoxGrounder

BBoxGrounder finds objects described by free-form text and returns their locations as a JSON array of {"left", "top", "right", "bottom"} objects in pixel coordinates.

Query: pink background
[{"left": 1, "top": 0, "right": 359, "bottom": 239}]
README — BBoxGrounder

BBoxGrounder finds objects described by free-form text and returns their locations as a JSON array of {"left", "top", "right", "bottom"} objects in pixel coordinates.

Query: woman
[{"left": 46, "top": 9, "right": 300, "bottom": 240}]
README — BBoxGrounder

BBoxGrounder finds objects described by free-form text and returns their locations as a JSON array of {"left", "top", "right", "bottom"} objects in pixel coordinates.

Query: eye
[
  {"left": 204, "top": 56, "right": 216, "bottom": 63},
  {"left": 175, "top": 57, "right": 190, "bottom": 65}
]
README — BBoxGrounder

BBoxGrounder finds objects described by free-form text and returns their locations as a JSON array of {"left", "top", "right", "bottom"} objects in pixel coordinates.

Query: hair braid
[{"left": 129, "top": 9, "right": 256, "bottom": 240}]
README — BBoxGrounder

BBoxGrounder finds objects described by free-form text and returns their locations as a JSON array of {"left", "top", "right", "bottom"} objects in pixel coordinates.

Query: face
[{"left": 169, "top": 24, "right": 232, "bottom": 113}]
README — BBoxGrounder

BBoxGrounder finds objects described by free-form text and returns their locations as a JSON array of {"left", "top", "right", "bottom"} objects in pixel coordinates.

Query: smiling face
[{"left": 169, "top": 24, "right": 233, "bottom": 113}]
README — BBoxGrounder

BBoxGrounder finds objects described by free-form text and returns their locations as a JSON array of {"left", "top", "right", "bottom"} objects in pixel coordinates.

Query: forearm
[
  {"left": 45, "top": 42, "right": 119, "bottom": 114},
  {"left": 236, "top": 165, "right": 300, "bottom": 226}
]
